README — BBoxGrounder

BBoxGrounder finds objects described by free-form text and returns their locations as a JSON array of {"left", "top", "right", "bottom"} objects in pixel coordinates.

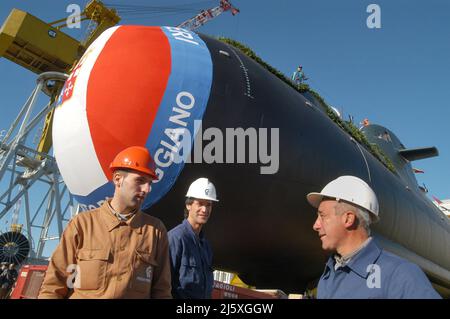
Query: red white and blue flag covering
[{"left": 53, "top": 26, "right": 213, "bottom": 211}]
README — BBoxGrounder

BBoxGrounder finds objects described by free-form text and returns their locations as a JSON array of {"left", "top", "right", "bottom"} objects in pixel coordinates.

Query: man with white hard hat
[
  {"left": 307, "top": 175, "right": 440, "bottom": 299},
  {"left": 168, "top": 178, "right": 218, "bottom": 299}
]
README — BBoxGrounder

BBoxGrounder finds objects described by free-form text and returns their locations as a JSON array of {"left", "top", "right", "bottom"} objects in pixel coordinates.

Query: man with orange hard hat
[{"left": 39, "top": 146, "right": 172, "bottom": 299}]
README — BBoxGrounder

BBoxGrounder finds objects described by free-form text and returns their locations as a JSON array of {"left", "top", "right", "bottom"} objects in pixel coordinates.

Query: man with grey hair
[{"left": 307, "top": 175, "right": 440, "bottom": 299}]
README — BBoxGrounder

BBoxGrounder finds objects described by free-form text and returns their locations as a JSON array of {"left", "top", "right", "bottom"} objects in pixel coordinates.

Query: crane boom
[{"left": 177, "top": 0, "right": 239, "bottom": 31}]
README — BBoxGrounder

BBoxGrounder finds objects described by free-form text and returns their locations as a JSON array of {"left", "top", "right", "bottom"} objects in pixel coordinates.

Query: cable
[
  {"left": 352, "top": 137, "right": 372, "bottom": 183},
  {"left": 104, "top": 1, "right": 216, "bottom": 15}
]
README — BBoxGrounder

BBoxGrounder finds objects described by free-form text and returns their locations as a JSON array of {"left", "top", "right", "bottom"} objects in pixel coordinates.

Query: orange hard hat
[{"left": 109, "top": 146, "right": 158, "bottom": 180}]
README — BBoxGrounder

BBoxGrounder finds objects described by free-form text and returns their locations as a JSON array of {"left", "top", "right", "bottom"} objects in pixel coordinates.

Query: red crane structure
[{"left": 177, "top": 0, "right": 239, "bottom": 31}]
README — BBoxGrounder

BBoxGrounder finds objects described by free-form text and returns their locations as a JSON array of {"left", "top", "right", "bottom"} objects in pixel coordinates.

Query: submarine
[{"left": 52, "top": 25, "right": 450, "bottom": 296}]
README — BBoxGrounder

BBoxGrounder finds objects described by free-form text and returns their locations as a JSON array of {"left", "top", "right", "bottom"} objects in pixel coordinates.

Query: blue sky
[{"left": 0, "top": 1, "right": 449, "bottom": 253}]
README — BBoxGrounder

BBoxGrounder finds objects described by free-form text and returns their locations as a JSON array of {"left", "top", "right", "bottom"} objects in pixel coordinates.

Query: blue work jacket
[
  {"left": 168, "top": 219, "right": 213, "bottom": 299},
  {"left": 292, "top": 70, "right": 305, "bottom": 83},
  {"left": 317, "top": 239, "right": 441, "bottom": 299}
]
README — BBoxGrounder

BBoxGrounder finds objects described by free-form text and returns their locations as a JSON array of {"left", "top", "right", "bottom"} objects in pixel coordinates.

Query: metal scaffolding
[{"left": 0, "top": 72, "right": 76, "bottom": 263}]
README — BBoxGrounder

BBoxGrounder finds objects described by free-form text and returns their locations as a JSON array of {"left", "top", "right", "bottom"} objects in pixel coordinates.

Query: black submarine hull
[
  {"left": 147, "top": 33, "right": 450, "bottom": 295},
  {"left": 52, "top": 25, "right": 449, "bottom": 295}
]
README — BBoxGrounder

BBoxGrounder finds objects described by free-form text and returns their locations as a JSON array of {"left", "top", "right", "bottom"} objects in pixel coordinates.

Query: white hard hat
[
  {"left": 306, "top": 175, "right": 379, "bottom": 222},
  {"left": 186, "top": 178, "right": 219, "bottom": 202}
]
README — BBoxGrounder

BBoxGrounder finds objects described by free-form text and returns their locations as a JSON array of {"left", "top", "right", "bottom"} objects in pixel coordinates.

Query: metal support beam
[{"left": 0, "top": 72, "right": 76, "bottom": 262}]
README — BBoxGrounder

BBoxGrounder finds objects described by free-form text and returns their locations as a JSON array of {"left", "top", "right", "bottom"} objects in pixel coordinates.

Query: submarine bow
[{"left": 52, "top": 26, "right": 450, "bottom": 295}]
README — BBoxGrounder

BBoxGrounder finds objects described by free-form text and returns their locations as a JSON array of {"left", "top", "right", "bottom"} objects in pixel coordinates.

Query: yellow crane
[{"left": 0, "top": 0, "right": 120, "bottom": 156}]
